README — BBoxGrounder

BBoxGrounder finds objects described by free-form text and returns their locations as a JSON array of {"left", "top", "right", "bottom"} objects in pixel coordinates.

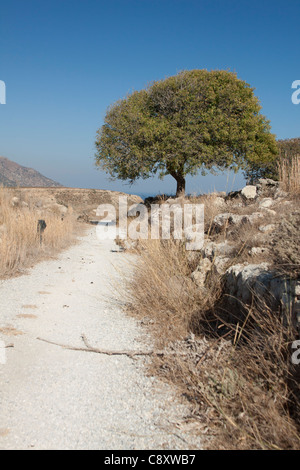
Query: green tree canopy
[{"left": 95, "top": 69, "right": 278, "bottom": 195}]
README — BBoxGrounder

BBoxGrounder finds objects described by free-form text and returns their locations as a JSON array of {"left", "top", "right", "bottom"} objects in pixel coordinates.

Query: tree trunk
[
  {"left": 175, "top": 175, "right": 186, "bottom": 197},
  {"left": 168, "top": 168, "right": 186, "bottom": 197}
]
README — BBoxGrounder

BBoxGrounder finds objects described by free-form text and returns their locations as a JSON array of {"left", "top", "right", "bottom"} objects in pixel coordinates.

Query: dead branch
[
  {"left": 36, "top": 334, "right": 193, "bottom": 359},
  {"left": 37, "top": 335, "right": 158, "bottom": 358}
]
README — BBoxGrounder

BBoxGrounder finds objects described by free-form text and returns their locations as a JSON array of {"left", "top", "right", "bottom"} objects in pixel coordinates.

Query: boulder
[
  {"left": 212, "top": 213, "right": 250, "bottom": 232},
  {"left": 224, "top": 263, "right": 300, "bottom": 327},
  {"left": 225, "top": 262, "right": 273, "bottom": 305},
  {"left": 241, "top": 185, "right": 257, "bottom": 200}
]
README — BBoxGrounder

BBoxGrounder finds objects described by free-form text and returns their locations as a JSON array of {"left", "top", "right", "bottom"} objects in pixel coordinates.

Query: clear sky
[{"left": 0, "top": 0, "right": 299, "bottom": 196}]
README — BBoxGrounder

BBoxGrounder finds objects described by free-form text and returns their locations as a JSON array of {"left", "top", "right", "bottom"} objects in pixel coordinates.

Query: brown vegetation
[
  {"left": 278, "top": 155, "right": 300, "bottom": 197},
  {"left": 124, "top": 185, "right": 300, "bottom": 449},
  {"left": 0, "top": 187, "right": 75, "bottom": 277}
]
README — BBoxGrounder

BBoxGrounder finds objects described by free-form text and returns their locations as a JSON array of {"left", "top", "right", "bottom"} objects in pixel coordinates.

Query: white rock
[
  {"left": 191, "top": 258, "right": 212, "bottom": 287},
  {"left": 259, "top": 198, "right": 274, "bottom": 209},
  {"left": 10, "top": 196, "right": 20, "bottom": 207},
  {"left": 241, "top": 185, "right": 257, "bottom": 200},
  {"left": 248, "top": 212, "right": 264, "bottom": 224},
  {"left": 212, "top": 213, "right": 250, "bottom": 231},
  {"left": 202, "top": 240, "right": 236, "bottom": 260},
  {"left": 248, "top": 246, "right": 269, "bottom": 256},
  {"left": 258, "top": 224, "right": 277, "bottom": 233},
  {"left": 212, "top": 256, "right": 231, "bottom": 276}
]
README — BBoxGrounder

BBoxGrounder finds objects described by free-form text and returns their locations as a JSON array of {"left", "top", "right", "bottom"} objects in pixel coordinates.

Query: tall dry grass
[
  {"left": 124, "top": 189, "right": 300, "bottom": 449},
  {"left": 0, "top": 187, "right": 75, "bottom": 277},
  {"left": 278, "top": 155, "right": 300, "bottom": 196},
  {"left": 126, "top": 236, "right": 300, "bottom": 449}
]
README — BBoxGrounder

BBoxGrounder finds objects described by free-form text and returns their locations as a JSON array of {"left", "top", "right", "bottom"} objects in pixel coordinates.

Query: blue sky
[{"left": 0, "top": 0, "right": 299, "bottom": 196}]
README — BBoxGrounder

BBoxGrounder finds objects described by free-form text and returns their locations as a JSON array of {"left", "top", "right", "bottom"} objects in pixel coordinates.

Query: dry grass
[
  {"left": 156, "top": 301, "right": 300, "bottom": 449},
  {"left": 125, "top": 190, "right": 300, "bottom": 449},
  {"left": 278, "top": 155, "right": 300, "bottom": 197},
  {"left": 0, "top": 187, "right": 75, "bottom": 277}
]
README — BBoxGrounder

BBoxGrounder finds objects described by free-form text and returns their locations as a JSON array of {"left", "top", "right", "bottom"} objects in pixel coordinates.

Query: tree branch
[{"left": 36, "top": 335, "right": 192, "bottom": 359}]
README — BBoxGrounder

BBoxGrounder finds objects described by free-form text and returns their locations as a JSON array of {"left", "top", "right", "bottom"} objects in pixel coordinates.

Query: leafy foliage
[{"left": 95, "top": 70, "right": 278, "bottom": 195}]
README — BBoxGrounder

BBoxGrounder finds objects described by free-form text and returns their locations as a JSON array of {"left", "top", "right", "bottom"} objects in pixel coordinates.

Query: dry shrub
[
  {"left": 151, "top": 290, "right": 300, "bottom": 449},
  {"left": 126, "top": 238, "right": 223, "bottom": 344},
  {"left": 0, "top": 187, "right": 75, "bottom": 277},
  {"left": 126, "top": 228, "right": 300, "bottom": 449},
  {"left": 269, "top": 211, "right": 300, "bottom": 278},
  {"left": 278, "top": 155, "right": 300, "bottom": 197}
]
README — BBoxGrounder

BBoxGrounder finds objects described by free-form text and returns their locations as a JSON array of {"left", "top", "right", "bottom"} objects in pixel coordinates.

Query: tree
[{"left": 95, "top": 70, "right": 278, "bottom": 196}]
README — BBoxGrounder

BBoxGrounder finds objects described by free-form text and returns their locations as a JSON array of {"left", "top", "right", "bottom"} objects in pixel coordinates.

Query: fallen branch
[
  {"left": 36, "top": 334, "right": 195, "bottom": 359},
  {"left": 37, "top": 334, "right": 158, "bottom": 358}
]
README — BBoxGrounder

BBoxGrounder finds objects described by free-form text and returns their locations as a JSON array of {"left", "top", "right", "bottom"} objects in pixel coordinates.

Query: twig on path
[
  {"left": 36, "top": 334, "right": 193, "bottom": 359},
  {"left": 37, "top": 335, "right": 158, "bottom": 358}
]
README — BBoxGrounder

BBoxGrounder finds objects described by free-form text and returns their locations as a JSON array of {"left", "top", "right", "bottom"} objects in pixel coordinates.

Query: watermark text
[{"left": 0, "top": 80, "right": 6, "bottom": 104}]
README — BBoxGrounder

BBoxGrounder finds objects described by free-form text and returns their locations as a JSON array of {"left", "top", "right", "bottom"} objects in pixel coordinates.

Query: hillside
[{"left": 0, "top": 156, "right": 62, "bottom": 187}]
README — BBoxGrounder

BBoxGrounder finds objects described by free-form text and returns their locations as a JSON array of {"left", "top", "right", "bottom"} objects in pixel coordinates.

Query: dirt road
[{"left": 0, "top": 228, "right": 201, "bottom": 450}]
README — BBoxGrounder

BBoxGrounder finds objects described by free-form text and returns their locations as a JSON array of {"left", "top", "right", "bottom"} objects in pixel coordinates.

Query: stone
[
  {"left": 248, "top": 246, "right": 270, "bottom": 257},
  {"left": 191, "top": 258, "right": 212, "bottom": 287},
  {"left": 10, "top": 197, "right": 20, "bottom": 207},
  {"left": 212, "top": 256, "right": 231, "bottom": 276},
  {"left": 184, "top": 224, "right": 204, "bottom": 242},
  {"left": 259, "top": 198, "right": 274, "bottom": 209},
  {"left": 274, "top": 188, "right": 288, "bottom": 199},
  {"left": 248, "top": 212, "right": 264, "bottom": 224},
  {"left": 257, "top": 178, "right": 279, "bottom": 187},
  {"left": 241, "top": 185, "right": 257, "bottom": 200},
  {"left": 212, "top": 213, "right": 250, "bottom": 232},
  {"left": 263, "top": 209, "right": 277, "bottom": 216},
  {"left": 202, "top": 240, "right": 236, "bottom": 260},
  {"left": 224, "top": 263, "right": 300, "bottom": 329},
  {"left": 258, "top": 224, "right": 277, "bottom": 233},
  {"left": 165, "top": 196, "right": 186, "bottom": 205},
  {"left": 211, "top": 196, "right": 227, "bottom": 209},
  {"left": 225, "top": 262, "right": 272, "bottom": 305}
]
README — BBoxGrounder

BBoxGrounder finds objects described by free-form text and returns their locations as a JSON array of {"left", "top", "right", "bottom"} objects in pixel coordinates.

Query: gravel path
[{"left": 0, "top": 228, "right": 201, "bottom": 450}]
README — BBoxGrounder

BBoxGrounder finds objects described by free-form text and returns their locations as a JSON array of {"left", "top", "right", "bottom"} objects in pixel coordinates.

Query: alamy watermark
[
  {"left": 0, "top": 80, "right": 6, "bottom": 104},
  {"left": 291, "top": 80, "right": 300, "bottom": 105},
  {"left": 291, "top": 340, "right": 300, "bottom": 365},
  {"left": 95, "top": 196, "right": 204, "bottom": 250}
]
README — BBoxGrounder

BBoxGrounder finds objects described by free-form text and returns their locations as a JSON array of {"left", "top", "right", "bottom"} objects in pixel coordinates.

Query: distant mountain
[{"left": 0, "top": 156, "right": 62, "bottom": 187}]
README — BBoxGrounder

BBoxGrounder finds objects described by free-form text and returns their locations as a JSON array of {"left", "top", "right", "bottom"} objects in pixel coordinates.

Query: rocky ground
[{"left": 135, "top": 179, "right": 300, "bottom": 330}]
